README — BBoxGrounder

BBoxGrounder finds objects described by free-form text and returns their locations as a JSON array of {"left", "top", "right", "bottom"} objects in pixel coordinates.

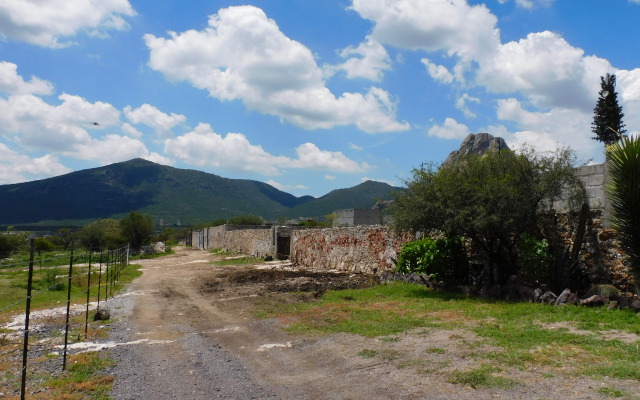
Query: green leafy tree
[
  {"left": 79, "top": 219, "right": 124, "bottom": 250},
  {"left": 606, "top": 136, "right": 640, "bottom": 295},
  {"left": 120, "top": 212, "right": 155, "bottom": 251},
  {"left": 592, "top": 73, "right": 626, "bottom": 145},
  {"left": 56, "top": 227, "right": 75, "bottom": 250},
  {"left": 0, "top": 233, "right": 25, "bottom": 257},
  {"left": 392, "top": 148, "right": 584, "bottom": 286}
]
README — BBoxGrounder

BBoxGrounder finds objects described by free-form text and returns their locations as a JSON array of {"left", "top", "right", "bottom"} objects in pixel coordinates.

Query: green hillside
[
  {"left": 0, "top": 159, "right": 401, "bottom": 227},
  {"left": 287, "top": 180, "right": 403, "bottom": 219}
]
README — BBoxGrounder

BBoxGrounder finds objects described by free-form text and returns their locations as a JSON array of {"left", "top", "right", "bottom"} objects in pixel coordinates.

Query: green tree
[
  {"left": 79, "top": 219, "right": 124, "bottom": 250},
  {"left": 0, "top": 233, "right": 24, "bottom": 257},
  {"left": 120, "top": 212, "right": 155, "bottom": 251},
  {"left": 392, "top": 148, "right": 584, "bottom": 286},
  {"left": 606, "top": 136, "right": 640, "bottom": 295},
  {"left": 592, "top": 73, "right": 626, "bottom": 145},
  {"left": 57, "top": 227, "right": 75, "bottom": 250}
]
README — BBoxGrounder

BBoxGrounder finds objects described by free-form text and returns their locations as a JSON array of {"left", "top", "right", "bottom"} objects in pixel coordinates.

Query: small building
[{"left": 333, "top": 208, "right": 381, "bottom": 226}]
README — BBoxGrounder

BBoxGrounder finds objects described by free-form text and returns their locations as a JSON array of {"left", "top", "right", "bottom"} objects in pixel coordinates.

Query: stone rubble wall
[
  {"left": 290, "top": 226, "right": 413, "bottom": 275},
  {"left": 556, "top": 209, "right": 635, "bottom": 294}
]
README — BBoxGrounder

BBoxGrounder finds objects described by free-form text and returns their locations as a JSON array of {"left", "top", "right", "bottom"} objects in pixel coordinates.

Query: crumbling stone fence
[
  {"left": 190, "top": 224, "right": 413, "bottom": 275},
  {"left": 290, "top": 226, "right": 413, "bottom": 275}
]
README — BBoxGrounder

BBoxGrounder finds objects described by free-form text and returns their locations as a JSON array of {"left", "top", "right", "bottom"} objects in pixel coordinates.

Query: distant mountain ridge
[{"left": 0, "top": 159, "right": 402, "bottom": 227}]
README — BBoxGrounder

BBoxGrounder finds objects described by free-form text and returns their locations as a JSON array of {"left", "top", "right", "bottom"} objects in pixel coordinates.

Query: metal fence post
[
  {"left": 105, "top": 251, "right": 110, "bottom": 302},
  {"left": 20, "top": 239, "right": 35, "bottom": 400},
  {"left": 84, "top": 248, "right": 92, "bottom": 338},
  {"left": 62, "top": 242, "right": 75, "bottom": 371},
  {"left": 97, "top": 251, "right": 103, "bottom": 310}
]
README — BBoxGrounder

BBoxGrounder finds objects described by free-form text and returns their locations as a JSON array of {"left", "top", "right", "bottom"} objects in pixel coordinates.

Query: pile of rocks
[{"left": 523, "top": 286, "right": 640, "bottom": 311}]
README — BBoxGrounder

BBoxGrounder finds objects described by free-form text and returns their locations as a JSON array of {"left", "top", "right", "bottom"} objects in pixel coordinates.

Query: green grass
[
  {"left": 0, "top": 262, "right": 142, "bottom": 317},
  {"left": 448, "top": 364, "right": 519, "bottom": 389},
  {"left": 255, "top": 282, "right": 640, "bottom": 381},
  {"left": 211, "top": 256, "right": 264, "bottom": 266},
  {"left": 45, "top": 352, "right": 115, "bottom": 400},
  {"left": 426, "top": 347, "right": 446, "bottom": 354},
  {"left": 598, "top": 386, "right": 631, "bottom": 398},
  {"left": 357, "top": 349, "right": 379, "bottom": 358}
]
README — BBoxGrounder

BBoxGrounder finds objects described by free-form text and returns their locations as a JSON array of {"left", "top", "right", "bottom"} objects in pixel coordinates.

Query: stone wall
[
  {"left": 556, "top": 209, "right": 635, "bottom": 294},
  {"left": 290, "top": 226, "right": 413, "bottom": 275}
]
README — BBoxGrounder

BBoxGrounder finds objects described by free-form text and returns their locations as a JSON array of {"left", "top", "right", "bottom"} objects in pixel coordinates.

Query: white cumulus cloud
[
  {"left": 144, "top": 5, "right": 408, "bottom": 133},
  {"left": 0, "top": 0, "right": 136, "bottom": 48},
  {"left": 496, "top": 98, "right": 597, "bottom": 156},
  {"left": 68, "top": 134, "right": 170, "bottom": 165},
  {"left": 290, "top": 143, "right": 369, "bottom": 172},
  {"left": 428, "top": 117, "right": 469, "bottom": 139},
  {"left": 164, "top": 123, "right": 369, "bottom": 176},
  {"left": 0, "top": 62, "right": 54, "bottom": 95},
  {"left": 332, "top": 36, "right": 392, "bottom": 81},
  {"left": 421, "top": 58, "right": 454, "bottom": 84},
  {"left": 351, "top": 0, "right": 500, "bottom": 62},
  {"left": 124, "top": 104, "right": 186, "bottom": 137},
  {"left": 0, "top": 143, "right": 70, "bottom": 184}
]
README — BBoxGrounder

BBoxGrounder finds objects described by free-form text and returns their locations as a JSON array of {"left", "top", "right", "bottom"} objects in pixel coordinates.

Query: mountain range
[{"left": 0, "top": 159, "right": 402, "bottom": 228}]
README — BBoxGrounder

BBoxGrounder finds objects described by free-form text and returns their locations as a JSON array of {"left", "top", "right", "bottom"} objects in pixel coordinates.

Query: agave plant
[{"left": 606, "top": 135, "right": 640, "bottom": 295}]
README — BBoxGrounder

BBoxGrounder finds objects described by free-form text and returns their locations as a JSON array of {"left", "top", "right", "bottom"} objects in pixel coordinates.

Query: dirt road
[{"left": 106, "top": 248, "right": 639, "bottom": 400}]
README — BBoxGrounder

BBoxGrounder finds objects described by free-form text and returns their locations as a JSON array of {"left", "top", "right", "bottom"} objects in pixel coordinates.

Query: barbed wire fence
[{"left": 0, "top": 239, "right": 130, "bottom": 400}]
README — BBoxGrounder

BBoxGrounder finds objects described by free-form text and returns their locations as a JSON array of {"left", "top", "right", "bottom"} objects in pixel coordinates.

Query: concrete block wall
[
  {"left": 290, "top": 226, "right": 413, "bottom": 275},
  {"left": 334, "top": 209, "right": 382, "bottom": 226},
  {"left": 576, "top": 163, "right": 607, "bottom": 210}
]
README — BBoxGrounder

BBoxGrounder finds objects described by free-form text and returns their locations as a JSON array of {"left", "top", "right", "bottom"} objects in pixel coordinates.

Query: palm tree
[{"left": 606, "top": 135, "right": 640, "bottom": 295}]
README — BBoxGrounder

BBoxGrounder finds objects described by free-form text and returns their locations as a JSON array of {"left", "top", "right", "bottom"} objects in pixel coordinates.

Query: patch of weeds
[
  {"left": 584, "top": 361, "right": 640, "bottom": 381},
  {"left": 379, "top": 336, "right": 401, "bottom": 343},
  {"left": 541, "top": 373, "right": 555, "bottom": 378},
  {"left": 397, "top": 359, "right": 426, "bottom": 369},
  {"left": 426, "top": 347, "right": 446, "bottom": 354},
  {"left": 0, "top": 333, "right": 10, "bottom": 346},
  {"left": 212, "top": 257, "right": 263, "bottom": 266},
  {"left": 357, "top": 349, "right": 379, "bottom": 358},
  {"left": 419, "top": 360, "right": 451, "bottom": 374},
  {"left": 45, "top": 352, "right": 115, "bottom": 400},
  {"left": 448, "top": 364, "right": 519, "bottom": 389},
  {"left": 380, "top": 350, "right": 400, "bottom": 361},
  {"left": 598, "top": 386, "right": 630, "bottom": 398}
]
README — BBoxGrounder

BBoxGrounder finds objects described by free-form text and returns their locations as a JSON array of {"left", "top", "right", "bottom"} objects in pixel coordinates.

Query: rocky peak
[{"left": 442, "top": 133, "right": 510, "bottom": 167}]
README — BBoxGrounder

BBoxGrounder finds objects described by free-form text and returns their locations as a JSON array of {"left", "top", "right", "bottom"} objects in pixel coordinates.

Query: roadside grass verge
[
  {"left": 0, "top": 263, "right": 142, "bottom": 398},
  {"left": 255, "top": 282, "right": 640, "bottom": 383},
  {"left": 33, "top": 352, "right": 115, "bottom": 400},
  {"left": 0, "top": 263, "right": 142, "bottom": 319}
]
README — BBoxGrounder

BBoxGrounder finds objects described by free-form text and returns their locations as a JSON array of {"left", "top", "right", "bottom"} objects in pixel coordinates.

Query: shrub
[
  {"left": 393, "top": 147, "right": 584, "bottom": 286},
  {"left": 43, "top": 268, "right": 66, "bottom": 291},
  {"left": 396, "top": 235, "right": 469, "bottom": 286},
  {"left": 517, "top": 234, "right": 551, "bottom": 286}
]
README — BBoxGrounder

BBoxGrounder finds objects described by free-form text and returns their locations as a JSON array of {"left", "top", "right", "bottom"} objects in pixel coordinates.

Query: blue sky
[{"left": 1, "top": 0, "right": 639, "bottom": 197}]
